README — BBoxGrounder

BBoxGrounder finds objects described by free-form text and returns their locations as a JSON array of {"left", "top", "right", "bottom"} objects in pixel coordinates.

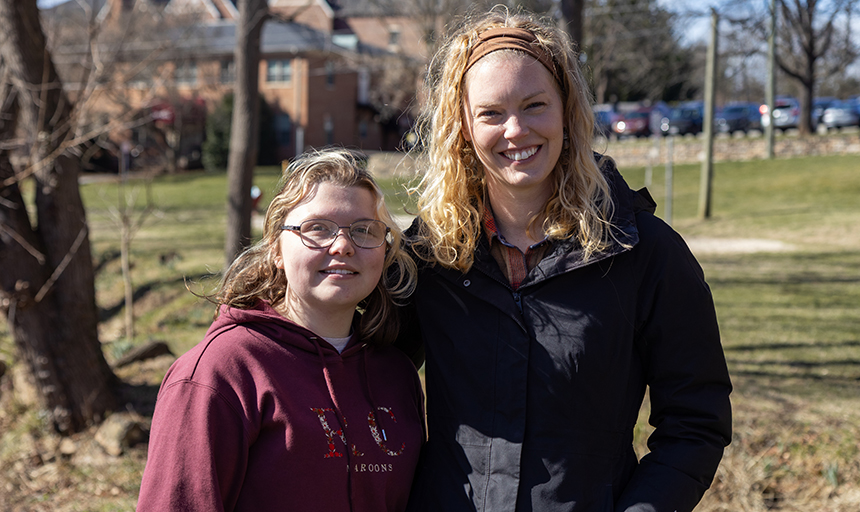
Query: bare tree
[
  {"left": 718, "top": 0, "right": 858, "bottom": 133},
  {"left": 225, "top": 0, "right": 268, "bottom": 264},
  {"left": 0, "top": 0, "right": 116, "bottom": 434},
  {"left": 585, "top": 0, "right": 694, "bottom": 103},
  {"left": 774, "top": 0, "right": 857, "bottom": 135}
]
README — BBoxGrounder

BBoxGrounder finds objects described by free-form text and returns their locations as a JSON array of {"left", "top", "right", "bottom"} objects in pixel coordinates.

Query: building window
[
  {"left": 220, "top": 60, "right": 235, "bottom": 84},
  {"left": 267, "top": 60, "right": 292, "bottom": 83},
  {"left": 388, "top": 28, "right": 401, "bottom": 47},
  {"left": 275, "top": 114, "right": 292, "bottom": 146},
  {"left": 129, "top": 63, "right": 156, "bottom": 88},
  {"left": 176, "top": 61, "right": 197, "bottom": 85},
  {"left": 326, "top": 61, "right": 335, "bottom": 88}
]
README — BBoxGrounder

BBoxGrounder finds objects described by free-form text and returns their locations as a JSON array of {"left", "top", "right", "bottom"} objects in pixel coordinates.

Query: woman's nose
[
  {"left": 504, "top": 114, "right": 528, "bottom": 138},
  {"left": 328, "top": 228, "right": 356, "bottom": 255}
]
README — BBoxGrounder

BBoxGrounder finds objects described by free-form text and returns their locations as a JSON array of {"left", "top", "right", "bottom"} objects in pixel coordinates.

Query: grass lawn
[
  {"left": 1, "top": 152, "right": 858, "bottom": 510},
  {"left": 618, "top": 154, "right": 860, "bottom": 511}
]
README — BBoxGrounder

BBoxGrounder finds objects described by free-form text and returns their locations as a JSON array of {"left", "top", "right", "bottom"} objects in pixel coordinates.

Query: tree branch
[
  {"left": 0, "top": 221, "right": 46, "bottom": 264},
  {"left": 33, "top": 224, "right": 87, "bottom": 303}
]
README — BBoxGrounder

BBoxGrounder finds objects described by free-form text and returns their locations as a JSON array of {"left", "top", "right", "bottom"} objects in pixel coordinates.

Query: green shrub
[
  {"left": 201, "top": 94, "right": 278, "bottom": 171},
  {"left": 201, "top": 94, "right": 233, "bottom": 171}
]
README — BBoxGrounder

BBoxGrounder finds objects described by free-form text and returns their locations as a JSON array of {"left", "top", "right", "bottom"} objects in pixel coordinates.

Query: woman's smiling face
[
  {"left": 461, "top": 51, "right": 565, "bottom": 201},
  {"left": 276, "top": 182, "right": 386, "bottom": 322}
]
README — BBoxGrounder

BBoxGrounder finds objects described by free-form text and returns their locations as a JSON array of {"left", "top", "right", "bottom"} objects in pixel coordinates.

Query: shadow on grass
[
  {"left": 98, "top": 272, "right": 218, "bottom": 323},
  {"left": 725, "top": 340, "right": 860, "bottom": 352},
  {"left": 723, "top": 338, "right": 860, "bottom": 400},
  {"left": 94, "top": 248, "right": 122, "bottom": 274},
  {"left": 710, "top": 275, "right": 860, "bottom": 286},
  {"left": 728, "top": 370, "right": 860, "bottom": 401},
  {"left": 727, "top": 358, "right": 860, "bottom": 368},
  {"left": 117, "top": 381, "right": 161, "bottom": 417}
]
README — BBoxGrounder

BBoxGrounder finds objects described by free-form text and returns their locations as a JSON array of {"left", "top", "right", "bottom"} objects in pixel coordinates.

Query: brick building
[{"left": 43, "top": 0, "right": 426, "bottom": 169}]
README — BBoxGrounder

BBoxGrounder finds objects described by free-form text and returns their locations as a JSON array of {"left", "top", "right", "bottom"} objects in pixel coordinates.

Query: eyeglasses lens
[{"left": 299, "top": 220, "right": 387, "bottom": 248}]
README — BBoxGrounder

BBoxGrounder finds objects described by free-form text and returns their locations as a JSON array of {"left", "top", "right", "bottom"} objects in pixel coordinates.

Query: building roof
[
  {"left": 49, "top": 15, "right": 340, "bottom": 62},
  {"left": 42, "top": 0, "right": 172, "bottom": 18},
  {"left": 164, "top": 19, "right": 333, "bottom": 58},
  {"left": 328, "top": 0, "right": 413, "bottom": 17},
  {"left": 45, "top": 0, "right": 394, "bottom": 63}
]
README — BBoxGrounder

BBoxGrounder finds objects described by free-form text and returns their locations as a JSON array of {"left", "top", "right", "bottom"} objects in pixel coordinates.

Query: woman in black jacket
[{"left": 397, "top": 7, "right": 732, "bottom": 512}]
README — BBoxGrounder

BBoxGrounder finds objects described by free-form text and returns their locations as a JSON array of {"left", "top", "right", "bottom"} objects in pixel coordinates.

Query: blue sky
[{"left": 656, "top": 0, "right": 712, "bottom": 43}]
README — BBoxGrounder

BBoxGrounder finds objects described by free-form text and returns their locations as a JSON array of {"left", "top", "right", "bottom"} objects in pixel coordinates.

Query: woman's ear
[{"left": 461, "top": 123, "right": 472, "bottom": 142}]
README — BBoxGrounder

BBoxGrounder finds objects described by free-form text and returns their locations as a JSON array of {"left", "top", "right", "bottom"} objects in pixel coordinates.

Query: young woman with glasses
[{"left": 138, "top": 148, "right": 424, "bottom": 512}]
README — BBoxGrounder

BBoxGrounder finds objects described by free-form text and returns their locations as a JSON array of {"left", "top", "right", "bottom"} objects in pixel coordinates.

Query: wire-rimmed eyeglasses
[{"left": 281, "top": 219, "right": 390, "bottom": 249}]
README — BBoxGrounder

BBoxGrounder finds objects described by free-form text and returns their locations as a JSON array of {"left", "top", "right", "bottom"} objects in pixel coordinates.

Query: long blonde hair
[
  {"left": 412, "top": 7, "right": 616, "bottom": 272},
  {"left": 216, "top": 148, "right": 417, "bottom": 345}
]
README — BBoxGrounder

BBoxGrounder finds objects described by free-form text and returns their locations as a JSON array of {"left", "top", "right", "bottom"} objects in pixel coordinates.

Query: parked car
[
  {"left": 821, "top": 98, "right": 860, "bottom": 130},
  {"left": 716, "top": 102, "right": 762, "bottom": 134},
  {"left": 612, "top": 108, "right": 652, "bottom": 138},
  {"left": 592, "top": 105, "right": 617, "bottom": 138},
  {"left": 648, "top": 102, "right": 673, "bottom": 137},
  {"left": 763, "top": 96, "right": 800, "bottom": 131},
  {"left": 812, "top": 97, "right": 838, "bottom": 127},
  {"left": 662, "top": 102, "right": 704, "bottom": 136}
]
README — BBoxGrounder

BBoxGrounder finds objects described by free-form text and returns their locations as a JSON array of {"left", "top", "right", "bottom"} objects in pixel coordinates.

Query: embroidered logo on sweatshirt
[{"left": 311, "top": 407, "right": 406, "bottom": 459}]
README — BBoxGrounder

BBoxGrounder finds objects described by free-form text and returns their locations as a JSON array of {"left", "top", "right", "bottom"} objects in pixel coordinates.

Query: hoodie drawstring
[
  {"left": 312, "top": 337, "right": 356, "bottom": 512},
  {"left": 362, "top": 348, "right": 389, "bottom": 444}
]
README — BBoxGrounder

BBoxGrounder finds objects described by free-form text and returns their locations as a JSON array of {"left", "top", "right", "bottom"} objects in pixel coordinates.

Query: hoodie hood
[{"left": 209, "top": 301, "right": 366, "bottom": 358}]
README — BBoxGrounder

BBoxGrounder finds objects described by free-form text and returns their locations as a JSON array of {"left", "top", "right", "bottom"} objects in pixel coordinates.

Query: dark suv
[
  {"left": 662, "top": 102, "right": 704, "bottom": 136},
  {"left": 716, "top": 102, "right": 762, "bottom": 134}
]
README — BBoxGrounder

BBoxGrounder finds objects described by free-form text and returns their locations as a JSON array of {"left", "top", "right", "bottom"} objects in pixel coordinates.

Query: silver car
[{"left": 821, "top": 99, "right": 860, "bottom": 130}]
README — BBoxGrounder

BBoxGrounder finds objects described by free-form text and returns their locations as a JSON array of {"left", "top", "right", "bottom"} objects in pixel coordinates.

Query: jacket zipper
[{"left": 512, "top": 290, "right": 523, "bottom": 315}]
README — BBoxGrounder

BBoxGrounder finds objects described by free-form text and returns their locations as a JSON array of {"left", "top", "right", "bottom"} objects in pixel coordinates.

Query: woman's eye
[{"left": 526, "top": 101, "right": 546, "bottom": 110}]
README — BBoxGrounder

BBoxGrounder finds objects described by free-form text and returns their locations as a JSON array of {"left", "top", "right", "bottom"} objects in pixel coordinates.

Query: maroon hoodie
[{"left": 137, "top": 302, "right": 425, "bottom": 512}]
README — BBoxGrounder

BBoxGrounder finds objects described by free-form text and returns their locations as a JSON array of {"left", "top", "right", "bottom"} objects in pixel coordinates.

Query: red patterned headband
[{"left": 464, "top": 27, "right": 561, "bottom": 86}]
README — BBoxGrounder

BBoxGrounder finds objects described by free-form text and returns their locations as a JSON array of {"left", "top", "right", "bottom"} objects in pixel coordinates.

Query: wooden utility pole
[
  {"left": 765, "top": 0, "right": 777, "bottom": 159},
  {"left": 699, "top": 8, "right": 718, "bottom": 220},
  {"left": 665, "top": 136, "right": 674, "bottom": 226}
]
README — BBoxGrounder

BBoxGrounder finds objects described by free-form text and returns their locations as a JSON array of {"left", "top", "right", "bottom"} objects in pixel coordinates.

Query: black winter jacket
[{"left": 396, "top": 159, "right": 732, "bottom": 512}]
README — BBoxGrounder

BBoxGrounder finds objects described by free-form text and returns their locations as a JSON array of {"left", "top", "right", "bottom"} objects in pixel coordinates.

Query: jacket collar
[{"left": 471, "top": 154, "right": 655, "bottom": 286}]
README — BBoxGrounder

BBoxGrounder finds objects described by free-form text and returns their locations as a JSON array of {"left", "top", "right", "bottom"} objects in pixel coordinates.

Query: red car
[{"left": 612, "top": 108, "right": 652, "bottom": 138}]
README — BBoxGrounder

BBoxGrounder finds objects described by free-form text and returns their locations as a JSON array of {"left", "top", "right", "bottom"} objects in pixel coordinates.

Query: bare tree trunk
[
  {"left": 119, "top": 177, "right": 135, "bottom": 343},
  {"left": 0, "top": 0, "right": 116, "bottom": 434},
  {"left": 558, "top": 0, "right": 585, "bottom": 50},
  {"left": 774, "top": 0, "right": 850, "bottom": 137},
  {"left": 224, "top": 0, "right": 267, "bottom": 264}
]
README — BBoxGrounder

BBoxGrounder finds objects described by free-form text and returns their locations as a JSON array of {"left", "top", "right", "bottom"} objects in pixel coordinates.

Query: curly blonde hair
[
  {"left": 216, "top": 148, "right": 417, "bottom": 345},
  {"left": 411, "top": 7, "right": 616, "bottom": 272}
]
